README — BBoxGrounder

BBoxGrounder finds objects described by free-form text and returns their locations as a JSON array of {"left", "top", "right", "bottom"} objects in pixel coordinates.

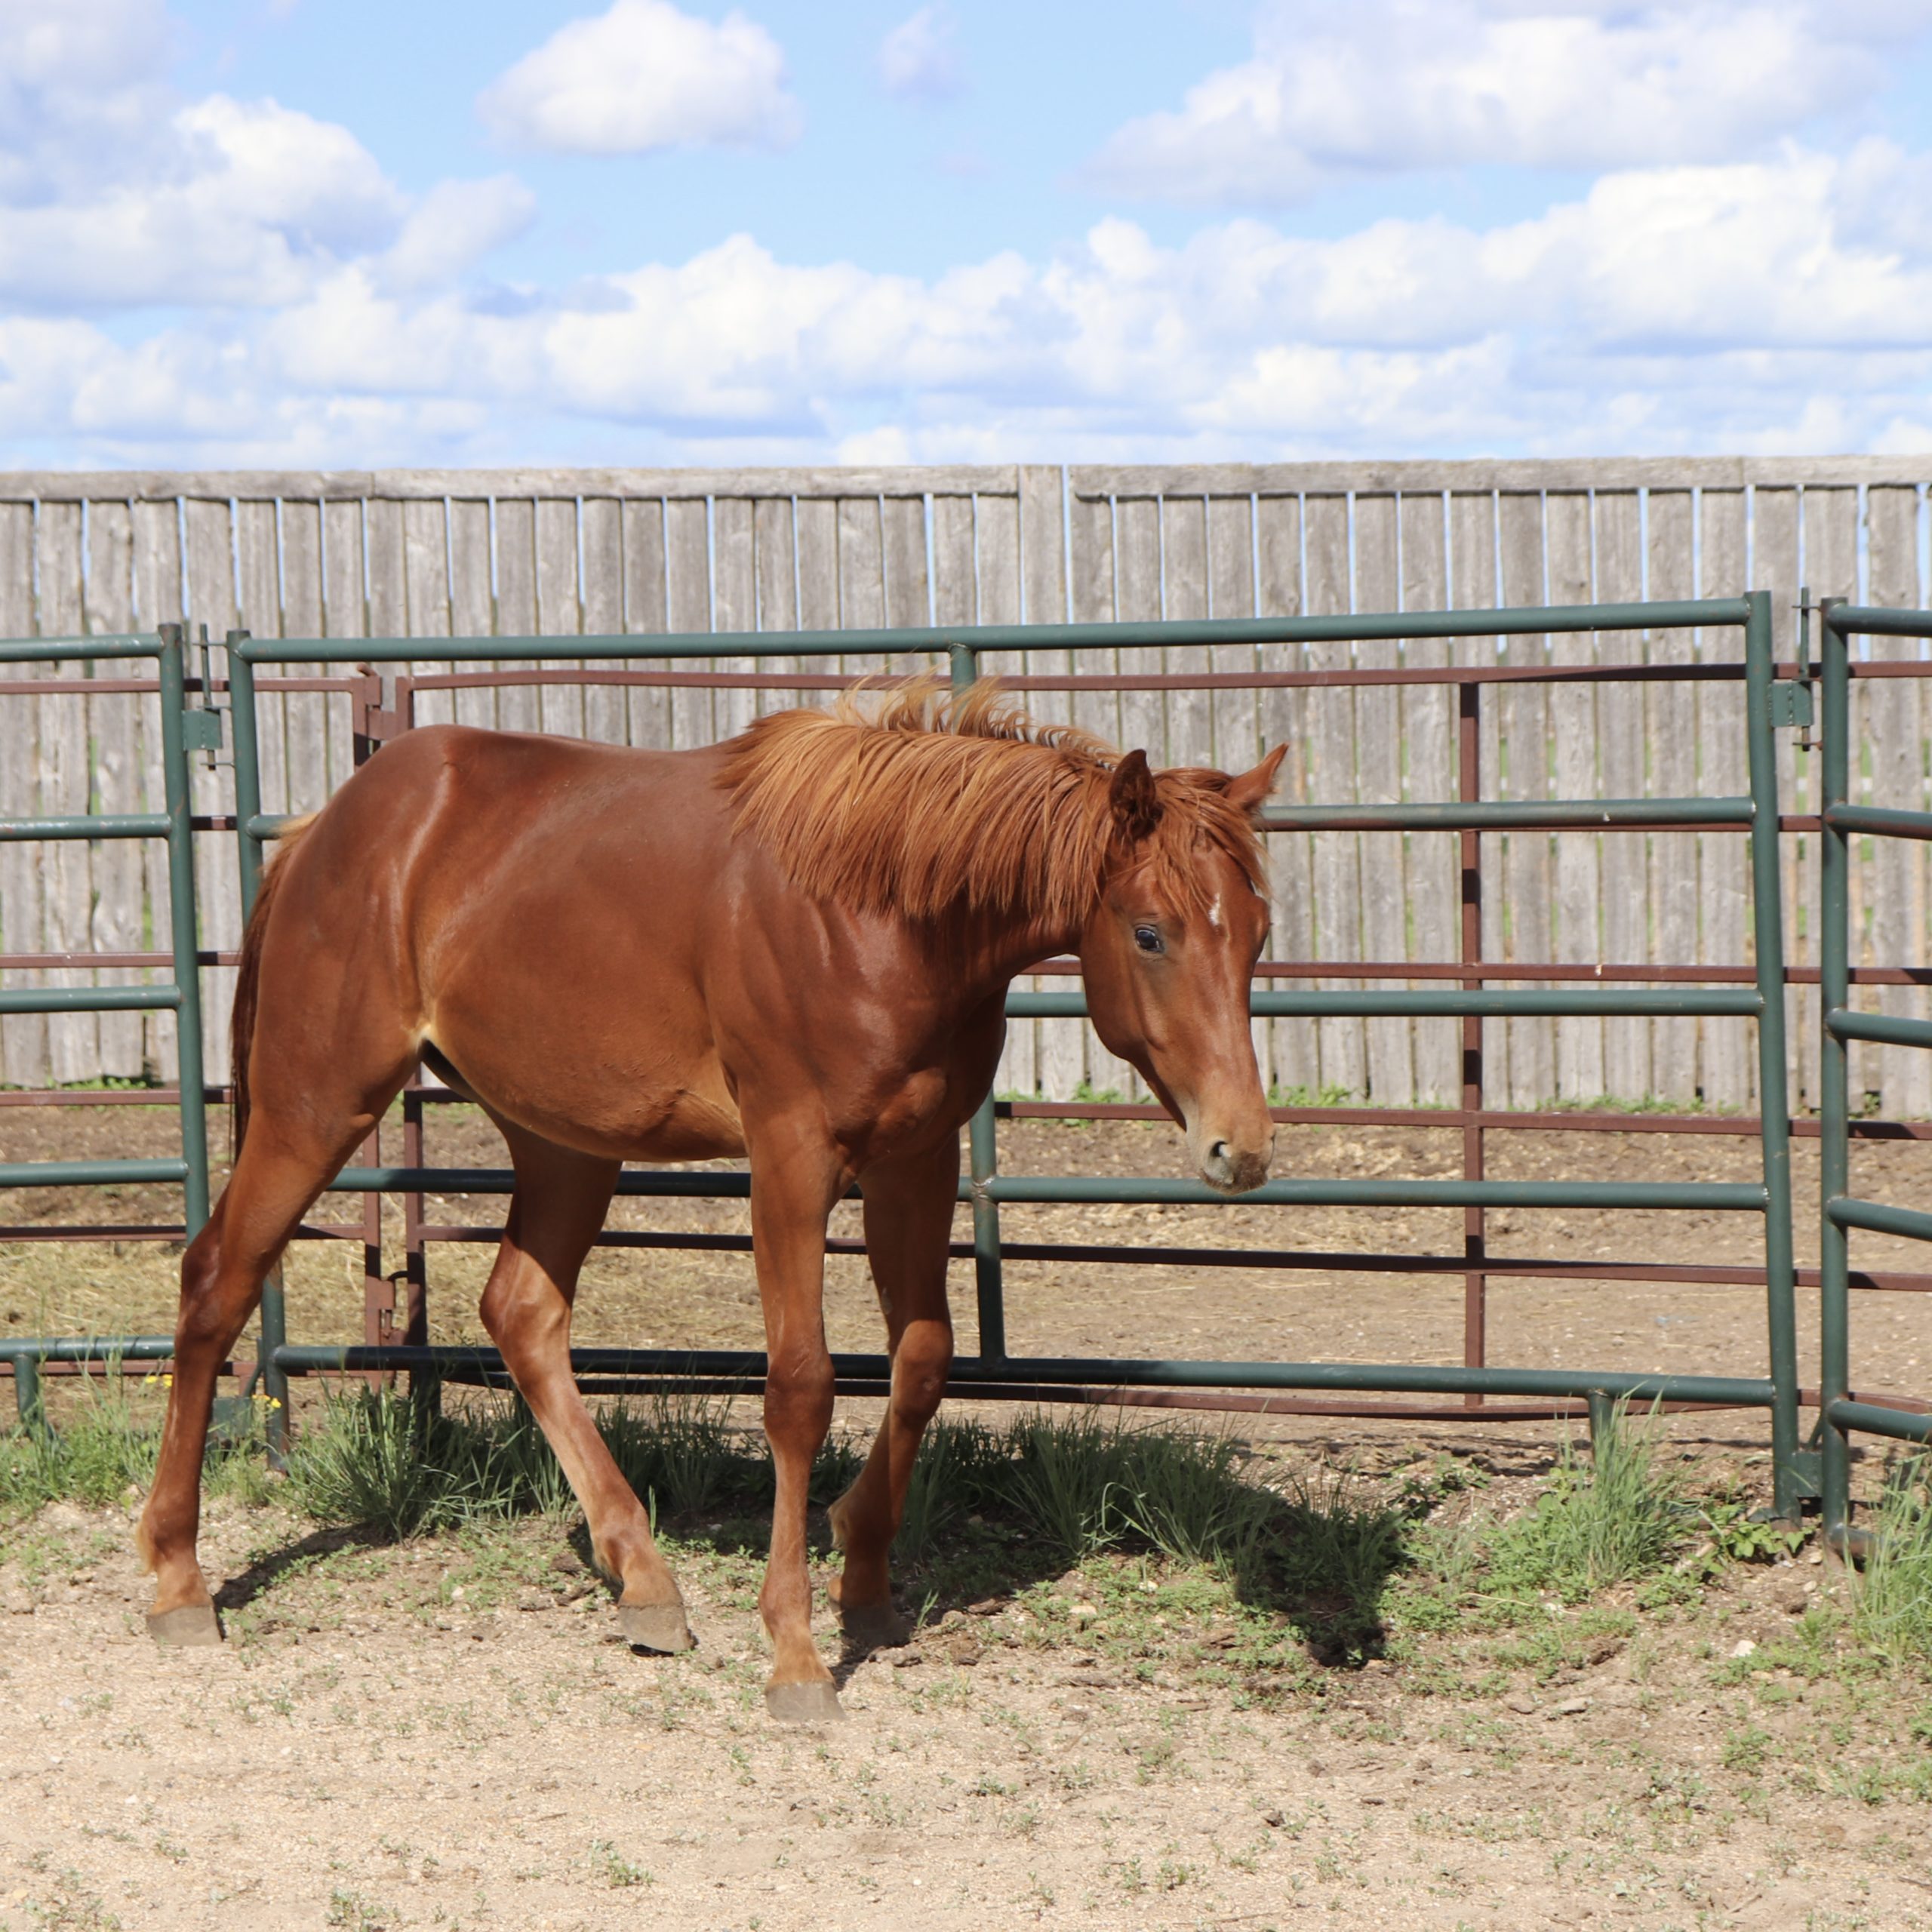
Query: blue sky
[{"left": 6, "top": 0, "right": 1932, "bottom": 466}]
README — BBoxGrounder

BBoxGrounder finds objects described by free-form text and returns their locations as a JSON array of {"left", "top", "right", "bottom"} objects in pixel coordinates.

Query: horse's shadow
[{"left": 211, "top": 1522, "right": 392, "bottom": 1614}]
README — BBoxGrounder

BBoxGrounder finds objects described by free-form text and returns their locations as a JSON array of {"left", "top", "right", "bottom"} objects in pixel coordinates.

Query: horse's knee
[
  {"left": 894, "top": 1319, "right": 952, "bottom": 1423},
  {"left": 764, "top": 1346, "right": 835, "bottom": 1444}
]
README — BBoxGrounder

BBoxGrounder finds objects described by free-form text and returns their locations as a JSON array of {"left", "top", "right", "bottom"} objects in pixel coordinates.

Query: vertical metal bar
[
  {"left": 951, "top": 640, "right": 1008, "bottom": 1367},
  {"left": 1818, "top": 598, "right": 1853, "bottom": 1540},
  {"left": 14, "top": 1353, "right": 47, "bottom": 1441},
  {"left": 157, "top": 626, "right": 210, "bottom": 1237},
  {"left": 1745, "top": 590, "right": 1802, "bottom": 1519},
  {"left": 397, "top": 676, "right": 435, "bottom": 1418},
  {"left": 402, "top": 1085, "right": 438, "bottom": 1420},
  {"left": 1586, "top": 1389, "right": 1614, "bottom": 1462},
  {"left": 1459, "top": 682, "right": 1487, "bottom": 1404},
  {"left": 226, "top": 637, "right": 288, "bottom": 1463}
]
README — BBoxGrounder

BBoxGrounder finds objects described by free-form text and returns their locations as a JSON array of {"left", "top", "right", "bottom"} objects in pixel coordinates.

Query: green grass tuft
[
  {"left": 1482, "top": 1403, "right": 1687, "bottom": 1603},
  {"left": 1853, "top": 1454, "right": 1932, "bottom": 1660}
]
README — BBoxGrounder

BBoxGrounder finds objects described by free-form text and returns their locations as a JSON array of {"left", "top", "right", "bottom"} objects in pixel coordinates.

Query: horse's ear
[
  {"left": 1109, "top": 749, "right": 1163, "bottom": 844},
  {"left": 1223, "top": 743, "right": 1287, "bottom": 820}
]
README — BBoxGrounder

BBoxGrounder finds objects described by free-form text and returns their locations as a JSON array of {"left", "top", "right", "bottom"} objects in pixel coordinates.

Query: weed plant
[
  {"left": 1853, "top": 1454, "right": 1932, "bottom": 1660},
  {"left": 0, "top": 1369, "right": 271, "bottom": 1522},
  {"left": 1482, "top": 1404, "right": 1687, "bottom": 1604}
]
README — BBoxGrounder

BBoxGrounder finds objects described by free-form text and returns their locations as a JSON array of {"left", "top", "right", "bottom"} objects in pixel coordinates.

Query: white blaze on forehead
[{"left": 1208, "top": 892, "right": 1222, "bottom": 929}]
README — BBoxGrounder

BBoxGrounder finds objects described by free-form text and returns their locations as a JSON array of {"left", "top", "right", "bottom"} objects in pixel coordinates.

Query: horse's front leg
[
  {"left": 827, "top": 1136, "right": 957, "bottom": 1650},
  {"left": 747, "top": 1124, "right": 849, "bottom": 1722}
]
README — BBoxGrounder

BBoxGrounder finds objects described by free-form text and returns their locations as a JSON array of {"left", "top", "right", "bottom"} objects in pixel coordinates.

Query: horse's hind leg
[
  {"left": 479, "top": 1125, "right": 692, "bottom": 1653},
  {"left": 139, "top": 1099, "right": 402, "bottom": 1643},
  {"left": 826, "top": 1138, "right": 957, "bottom": 1650}
]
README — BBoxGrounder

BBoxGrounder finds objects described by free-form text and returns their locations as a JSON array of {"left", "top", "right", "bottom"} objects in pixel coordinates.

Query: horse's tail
[{"left": 229, "top": 815, "right": 316, "bottom": 1158}]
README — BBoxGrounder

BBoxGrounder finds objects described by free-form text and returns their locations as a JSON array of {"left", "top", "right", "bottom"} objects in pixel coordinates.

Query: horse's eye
[{"left": 1134, "top": 925, "right": 1163, "bottom": 955}]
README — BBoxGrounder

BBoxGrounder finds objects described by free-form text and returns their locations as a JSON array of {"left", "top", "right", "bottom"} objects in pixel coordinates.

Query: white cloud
[
  {"left": 377, "top": 176, "right": 537, "bottom": 293},
  {"left": 1089, "top": 1, "right": 1932, "bottom": 204},
  {"left": 878, "top": 6, "right": 963, "bottom": 103},
  {"left": 8, "top": 125, "right": 1932, "bottom": 464},
  {"left": 0, "top": 5, "right": 528, "bottom": 311},
  {"left": 478, "top": 0, "right": 801, "bottom": 155}
]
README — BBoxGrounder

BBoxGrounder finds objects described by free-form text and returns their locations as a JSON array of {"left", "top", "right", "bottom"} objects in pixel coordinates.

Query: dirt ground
[
  {"left": 4, "top": 1107, "right": 1932, "bottom": 1930},
  {"left": 3, "top": 1458, "right": 1931, "bottom": 1932}
]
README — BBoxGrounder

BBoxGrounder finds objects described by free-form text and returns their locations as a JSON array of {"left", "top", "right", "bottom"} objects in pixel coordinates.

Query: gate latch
[
  {"left": 1770, "top": 680, "right": 1814, "bottom": 729},
  {"left": 185, "top": 626, "right": 229, "bottom": 767}
]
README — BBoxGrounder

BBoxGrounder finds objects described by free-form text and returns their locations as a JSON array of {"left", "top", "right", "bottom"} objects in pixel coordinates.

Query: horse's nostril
[{"left": 1209, "top": 1140, "right": 1230, "bottom": 1164}]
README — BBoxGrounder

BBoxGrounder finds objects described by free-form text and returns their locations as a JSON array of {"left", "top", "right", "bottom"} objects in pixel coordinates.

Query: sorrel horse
[{"left": 138, "top": 681, "right": 1283, "bottom": 1721}]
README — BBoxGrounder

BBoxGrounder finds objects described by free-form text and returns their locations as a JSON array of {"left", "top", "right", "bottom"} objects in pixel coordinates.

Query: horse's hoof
[
  {"left": 838, "top": 1601, "right": 912, "bottom": 1651},
  {"left": 618, "top": 1601, "right": 694, "bottom": 1654},
  {"left": 765, "top": 1678, "right": 845, "bottom": 1724},
  {"left": 146, "top": 1604, "right": 223, "bottom": 1647}
]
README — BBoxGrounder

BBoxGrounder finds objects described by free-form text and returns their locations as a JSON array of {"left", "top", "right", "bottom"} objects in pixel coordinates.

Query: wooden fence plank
[
  {"left": 1162, "top": 495, "right": 1214, "bottom": 767},
  {"left": 1207, "top": 492, "right": 1268, "bottom": 1090},
  {"left": 1111, "top": 496, "right": 1164, "bottom": 1103},
  {"left": 1354, "top": 494, "right": 1410, "bottom": 1104},
  {"left": 446, "top": 499, "right": 497, "bottom": 736},
  {"left": 536, "top": 497, "right": 585, "bottom": 739},
  {"left": 1644, "top": 490, "right": 1699, "bottom": 1103},
  {"left": 1595, "top": 490, "right": 1648, "bottom": 1100},
  {"left": 184, "top": 497, "right": 241, "bottom": 1084},
  {"left": 711, "top": 497, "right": 758, "bottom": 741},
  {"left": 1866, "top": 485, "right": 1927, "bottom": 1116},
  {"left": 1401, "top": 492, "right": 1457, "bottom": 1104},
  {"left": 932, "top": 497, "right": 974, "bottom": 628},
  {"left": 280, "top": 499, "right": 334, "bottom": 863},
  {"left": 580, "top": 497, "right": 626, "bottom": 743},
  {"left": 0, "top": 503, "right": 42, "bottom": 1086},
  {"left": 403, "top": 497, "right": 454, "bottom": 728},
  {"left": 35, "top": 502, "right": 97, "bottom": 1083},
  {"left": 86, "top": 499, "right": 146, "bottom": 1080},
  {"left": 1015, "top": 467, "right": 1072, "bottom": 1103},
  {"left": 836, "top": 497, "right": 885, "bottom": 683},
  {"left": 1802, "top": 487, "right": 1855, "bottom": 1110},
  {"left": 1451, "top": 491, "right": 1506, "bottom": 1105},
  {"left": 752, "top": 496, "right": 799, "bottom": 721},
  {"left": 1698, "top": 488, "right": 1751, "bottom": 1109},
  {"left": 664, "top": 499, "right": 712, "bottom": 749},
  {"left": 1499, "top": 492, "right": 1554, "bottom": 1108},
  {"left": 1257, "top": 494, "right": 1314, "bottom": 1099},
  {"left": 1063, "top": 492, "right": 1120, "bottom": 1103},
  {"left": 1545, "top": 491, "right": 1601, "bottom": 1102},
  {"left": 981, "top": 491, "right": 1043, "bottom": 1105},
  {"left": 493, "top": 498, "right": 540, "bottom": 736},
  {"left": 621, "top": 499, "right": 671, "bottom": 749},
  {"left": 134, "top": 498, "right": 183, "bottom": 1081},
  {"left": 1305, "top": 493, "right": 1364, "bottom": 1100},
  {"left": 323, "top": 497, "right": 368, "bottom": 813}
]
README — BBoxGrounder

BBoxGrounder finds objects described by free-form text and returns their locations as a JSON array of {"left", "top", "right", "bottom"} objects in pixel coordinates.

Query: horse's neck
[{"left": 943, "top": 905, "right": 1086, "bottom": 1006}]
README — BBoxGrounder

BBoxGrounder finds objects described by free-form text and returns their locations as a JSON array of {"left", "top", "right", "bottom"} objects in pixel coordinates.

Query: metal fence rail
[
  {"left": 204, "top": 592, "right": 1803, "bottom": 1513},
  {"left": 1819, "top": 601, "right": 1932, "bottom": 1552},
  {"left": 4, "top": 591, "right": 1907, "bottom": 1528},
  {"left": 0, "top": 630, "right": 210, "bottom": 1221}
]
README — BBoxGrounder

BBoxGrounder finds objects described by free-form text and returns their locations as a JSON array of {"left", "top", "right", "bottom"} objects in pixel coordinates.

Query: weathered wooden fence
[{"left": 2, "top": 460, "right": 1927, "bottom": 1112}]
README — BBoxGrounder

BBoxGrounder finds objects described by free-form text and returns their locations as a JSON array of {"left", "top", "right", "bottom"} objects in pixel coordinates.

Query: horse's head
[{"left": 1078, "top": 746, "right": 1285, "bottom": 1195}]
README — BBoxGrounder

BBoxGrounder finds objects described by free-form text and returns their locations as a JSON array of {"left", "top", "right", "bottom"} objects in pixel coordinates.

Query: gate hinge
[{"left": 1770, "top": 681, "right": 1814, "bottom": 729}]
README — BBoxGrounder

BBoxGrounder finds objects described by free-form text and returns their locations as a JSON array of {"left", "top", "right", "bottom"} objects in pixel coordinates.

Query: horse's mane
[{"left": 715, "top": 678, "right": 1266, "bottom": 928}]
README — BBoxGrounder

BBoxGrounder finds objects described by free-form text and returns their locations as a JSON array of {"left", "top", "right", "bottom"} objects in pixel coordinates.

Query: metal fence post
[
  {"left": 951, "top": 641, "right": 1009, "bottom": 1367},
  {"left": 1817, "top": 599, "right": 1854, "bottom": 1542},
  {"left": 226, "top": 636, "right": 290, "bottom": 1463},
  {"left": 157, "top": 626, "right": 211, "bottom": 1237},
  {"left": 1744, "top": 590, "right": 1802, "bottom": 1520},
  {"left": 14, "top": 1351, "right": 47, "bottom": 1441}
]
